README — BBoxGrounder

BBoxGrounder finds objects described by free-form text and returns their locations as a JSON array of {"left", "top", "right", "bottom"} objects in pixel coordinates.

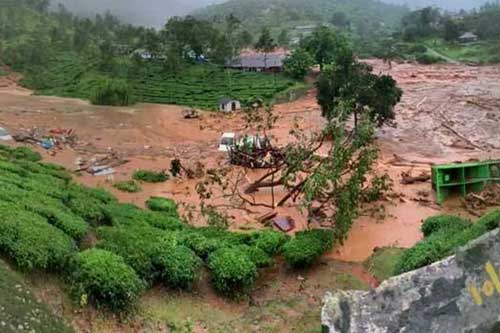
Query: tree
[
  {"left": 316, "top": 47, "right": 402, "bottom": 127},
  {"left": 237, "top": 30, "right": 254, "bottom": 48},
  {"left": 331, "top": 12, "right": 350, "bottom": 31},
  {"left": 278, "top": 29, "right": 290, "bottom": 47},
  {"left": 255, "top": 27, "right": 276, "bottom": 67},
  {"left": 301, "top": 26, "right": 346, "bottom": 70},
  {"left": 283, "top": 48, "right": 314, "bottom": 80},
  {"left": 442, "top": 18, "right": 460, "bottom": 42}
]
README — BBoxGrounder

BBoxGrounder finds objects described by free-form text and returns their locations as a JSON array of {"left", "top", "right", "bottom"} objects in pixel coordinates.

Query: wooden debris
[{"left": 401, "top": 171, "right": 431, "bottom": 185}]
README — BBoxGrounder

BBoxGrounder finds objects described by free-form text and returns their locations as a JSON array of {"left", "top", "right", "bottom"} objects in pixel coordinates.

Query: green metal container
[{"left": 432, "top": 160, "right": 500, "bottom": 204}]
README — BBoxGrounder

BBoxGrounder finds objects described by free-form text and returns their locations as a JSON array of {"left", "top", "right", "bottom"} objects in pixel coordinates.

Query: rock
[{"left": 322, "top": 228, "right": 500, "bottom": 333}]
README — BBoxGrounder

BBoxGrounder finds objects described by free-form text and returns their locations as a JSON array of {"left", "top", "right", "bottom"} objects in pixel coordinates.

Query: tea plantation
[
  {"left": 22, "top": 53, "right": 297, "bottom": 110},
  {"left": 0, "top": 144, "right": 334, "bottom": 312}
]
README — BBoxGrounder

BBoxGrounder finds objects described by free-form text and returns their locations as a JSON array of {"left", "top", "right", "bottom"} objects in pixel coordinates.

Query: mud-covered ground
[{"left": 1, "top": 60, "right": 500, "bottom": 332}]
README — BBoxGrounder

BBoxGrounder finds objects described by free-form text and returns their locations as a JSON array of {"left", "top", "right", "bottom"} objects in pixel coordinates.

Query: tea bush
[
  {"left": 421, "top": 215, "right": 470, "bottom": 237},
  {"left": 208, "top": 247, "right": 258, "bottom": 296},
  {"left": 133, "top": 170, "right": 168, "bottom": 183},
  {"left": 0, "top": 203, "right": 76, "bottom": 271},
  {"left": 249, "top": 230, "right": 289, "bottom": 255},
  {"left": 395, "top": 209, "right": 500, "bottom": 274},
  {"left": 155, "top": 242, "right": 202, "bottom": 290},
  {"left": 70, "top": 249, "right": 143, "bottom": 311},
  {"left": 283, "top": 229, "right": 335, "bottom": 268},
  {"left": 113, "top": 180, "right": 142, "bottom": 193},
  {"left": 146, "top": 197, "right": 179, "bottom": 217}
]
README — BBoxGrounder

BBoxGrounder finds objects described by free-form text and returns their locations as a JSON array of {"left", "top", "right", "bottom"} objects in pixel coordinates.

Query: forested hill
[{"left": 194, "top": 0, "right": 409, "bottom": 32}]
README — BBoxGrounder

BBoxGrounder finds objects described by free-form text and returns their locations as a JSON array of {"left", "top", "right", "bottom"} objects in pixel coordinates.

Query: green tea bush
[
  {"left": 421, "top": 215, "right": 470, "bottom": 237},
  {"left": 113, "top": 180, "right": 142, "bottom": 193},
  {"left": 90, "top": 78, "right": 135, "bottom": 106},
  {"left": 11, "top": 146, "right": 42, "bottom": 162},
  {"left": 63, "top": 185, "right": 115, "bottom": 225},
  {"left": 146, "top": 197, "right": 178, "bottom": 217},
  {"left": 97, "top": 226, "right": 165, "bottom": 281},
  {"left": 0, "top": 204, "right": 76, "bottom": 271},
  {"left": 283, "top": 229, "right": 335, "bottom": 268},
  {"left": 104, "top": 202, "right": 185, "bottom": 231},
  {"left": 249, "top": 230, "right": 289, "bottom": 255},
  {"left": 395, "top": 209, "right": 500, "bottom": 274},
  {"left": 208, "top": 247, "right": 258, "bottom": 296},
  {"left": 182, "top": 232, "right": 224, "bottom": 259},
  {"left": 235, "top": 245, "right": 272, "bottom": 268},
  {"left": 133, "top": 170, "right": 168, "bottom": 183},
  {"left": 70, "top": 249, "right": 143, "bottom": 311},
  {"left": 155, "top": 242, "right": 201, "bottom": 290}
]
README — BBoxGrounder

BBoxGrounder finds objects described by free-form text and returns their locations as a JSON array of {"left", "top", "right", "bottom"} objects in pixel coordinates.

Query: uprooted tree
[{"left": 196, "top": 44, "right": 402, "bottom": 243}]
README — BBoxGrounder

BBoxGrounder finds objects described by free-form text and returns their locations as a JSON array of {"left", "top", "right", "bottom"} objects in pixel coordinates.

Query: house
[
  {"left": 131, "top": 48, "right": 153, "bottom": 60},
  {"left": 227, "top": 53, "right": 287, "bottom": 72},
  {"left": 219, "top": 97, "right": 241, "bottom": 113},
  {"left": 458, "top": 32, "right": 478, "bottom": 44}
]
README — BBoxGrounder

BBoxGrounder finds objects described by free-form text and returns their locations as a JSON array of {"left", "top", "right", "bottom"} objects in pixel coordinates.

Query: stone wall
[{"left": 322, "top": 229, "right": 500, "bottom": 333}]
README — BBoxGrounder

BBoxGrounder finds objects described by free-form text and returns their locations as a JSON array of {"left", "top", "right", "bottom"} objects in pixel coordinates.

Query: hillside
[
  {"left": 383, "top": 0, "right": 490, "bottom": 11},
  {"left": 195, "top": 0, "right": 409, "bottom": 32}
]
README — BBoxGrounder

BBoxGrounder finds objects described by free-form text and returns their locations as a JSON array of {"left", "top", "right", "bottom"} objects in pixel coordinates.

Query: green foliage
[
  {"left": 11, "top": 146, "right": 42, "bottom": 162},
  {"left": 283, "top": 229, "right": 335, "bottom": 268},
  {"left": 362, "top": 174, "right": 393, "bottom": 202},
  {"left": 415, "top": 53, "right": 443, "bottom": 64},
  {"left": 70, "top": 249, "right": 143, "bottom": 311},
  {"left": 0, "top": 203, "right": 76, "bottom": 271},
  {"left": 234, "top": 245, "right": 273, "bottom": 268},
  {"left": 283, "top": 48, "right": 314, "bottom": 80},
  {"left": 421, "top": 215, "right": 470, "bottom": 237},
  {"left": 249, "top": 230, "right": 289, "bottom": 255},
  {"left": 363, "top": 247, "right": 404, "bottom": 282},
  {"left": 155, "top": 241, "right": 202, "bottom": 290},
  {"left": 90, "top": 77, "right": 134, "bottom": 106},
  {"left": 96, "top": 226, "right": 166, "bottom": 281},
  {"left": 113, "top": 180, "right": 142, "bottom": 193},
  {"left": 395, "top": 209, "right": 500, "bottom": 274},
  {"left": 133, "top": 169, "right": 169, "bottom": 183},
  {"left": 208, "top": 247, "right": 258, "bottom": 296},
  {"left": 146, "top": 197, "right": 179, "bottom": 217},
  {"left": 301, "top": 26, "right": 348, "bottom": 70}
]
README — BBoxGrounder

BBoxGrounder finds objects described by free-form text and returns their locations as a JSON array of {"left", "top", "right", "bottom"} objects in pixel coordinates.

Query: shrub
[
  {"left": 208, "top": 247, "right": 258, "bottom": 296},
  {"left": 235, "top": 245, "right": 273, "bottom": 268},
  {"left": 97, "top": 226, "right": 165, "bottom": 281},
  {"left": 182, "top": 232, "right": 224, "bottom": 259},
  {"left": 146, "top": 197, "right": 178, "bottom": 217},
  {"left": 395, "top": 209, "right": 500, "bottom": 274},
  {"left": 90, "top": 78, "right": 135, "bottom": 106},
  {"left": 0, "top": 204, "right": 76, "bottom": 271},
  {"left": 421, "top": 215, "right": 470, "bottom": 237},
  {"left": 249, "top": 230, "right": 289, "bottom": 255},
  {"left": 133, "top": 170, "right": 168, "bottom": 183},
  {"left": 283, "top": 229, "right": 335, "bottom": 268},
  {"left": 416, "top": 53, "right": 443, "bottom": 65},
  {"left": 155, "top": 242, "right": 201, "bottom": 289},
  {"left": 70, "top": 249, "right": 143, "bottom": 311},
  {"left": 11, "top": 146, "right": 42, "bottom": 162},
  {"left": 113, "top": 180, "right": 142, "bottom": 193},
  {"left": 104, "top": 203, "right": 185, "bottom": 231},
  {"left": 63, "top": 184, "right": 115, "bottom": 225}
]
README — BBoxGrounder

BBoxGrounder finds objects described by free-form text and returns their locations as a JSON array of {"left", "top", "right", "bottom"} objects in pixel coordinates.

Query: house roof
[
  {"left": 219, "top": 97, "right": 239, "bottom": 104},
  {"left": 459, "top": 32, "right": 478, "bottom": 39},
  {"left": 228, "top": 53, "right": 287, "bottom": 69}
]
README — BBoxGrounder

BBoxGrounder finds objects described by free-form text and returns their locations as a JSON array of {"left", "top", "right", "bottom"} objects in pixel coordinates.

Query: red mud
[{"left": 1, "top": 60, "right": 500, "bottom": 264}]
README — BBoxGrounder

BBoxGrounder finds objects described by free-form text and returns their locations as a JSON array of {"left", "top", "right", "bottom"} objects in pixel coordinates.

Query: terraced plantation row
[
  {"left": 0, "top": 144, "right": 334, "bottom": 312},
  {"left": 22, "top": 53, "right": 298, "bottom": 110}
]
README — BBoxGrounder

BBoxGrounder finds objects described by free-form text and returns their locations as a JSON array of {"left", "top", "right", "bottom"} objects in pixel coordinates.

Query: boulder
[{"left": 322, "top": 228, "right": 500, "bottom": 333}]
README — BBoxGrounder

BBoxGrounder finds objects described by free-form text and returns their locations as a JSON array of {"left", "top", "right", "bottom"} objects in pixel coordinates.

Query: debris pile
[
  {"left": 75, "top": 151, "right": 129, "bottom": 176},
  {"left": 13, "top": 127, "right": 77, "bottom": 154},
  {"left": 464, "top": 184, "right": 500, "bottom": 216}
]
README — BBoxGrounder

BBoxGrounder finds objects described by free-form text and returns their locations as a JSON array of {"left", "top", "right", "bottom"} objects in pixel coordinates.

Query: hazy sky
[{"left": 56, "top": 0, "right": 492, "bottom": 27}]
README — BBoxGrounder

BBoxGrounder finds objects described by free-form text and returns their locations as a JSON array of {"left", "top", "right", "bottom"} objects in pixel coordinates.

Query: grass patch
[
  {"left": 363, "top": 247, "right": 405, "bottom": 282},
  {"left": 133, "top": 169, "right": 169, "bottom": 183},
  {"left": 422, "top": 38, "right": 500, "bottom": 64},
  {"left": 113, "top": 180, "right": 142, "bottom": 193},
  {"left": 0, "top": 259, "right": 72, "bottom": 333}
]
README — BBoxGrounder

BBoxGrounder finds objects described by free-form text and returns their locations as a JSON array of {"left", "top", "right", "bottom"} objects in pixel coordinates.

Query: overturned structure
[{"left": 322, "top": 229, "right": 500, "bottom": 332}]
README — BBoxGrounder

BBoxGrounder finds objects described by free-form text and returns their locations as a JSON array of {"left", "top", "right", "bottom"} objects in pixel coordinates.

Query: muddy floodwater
[{"left": 1, "top": 60, "right": 500, "bottom": 262}]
